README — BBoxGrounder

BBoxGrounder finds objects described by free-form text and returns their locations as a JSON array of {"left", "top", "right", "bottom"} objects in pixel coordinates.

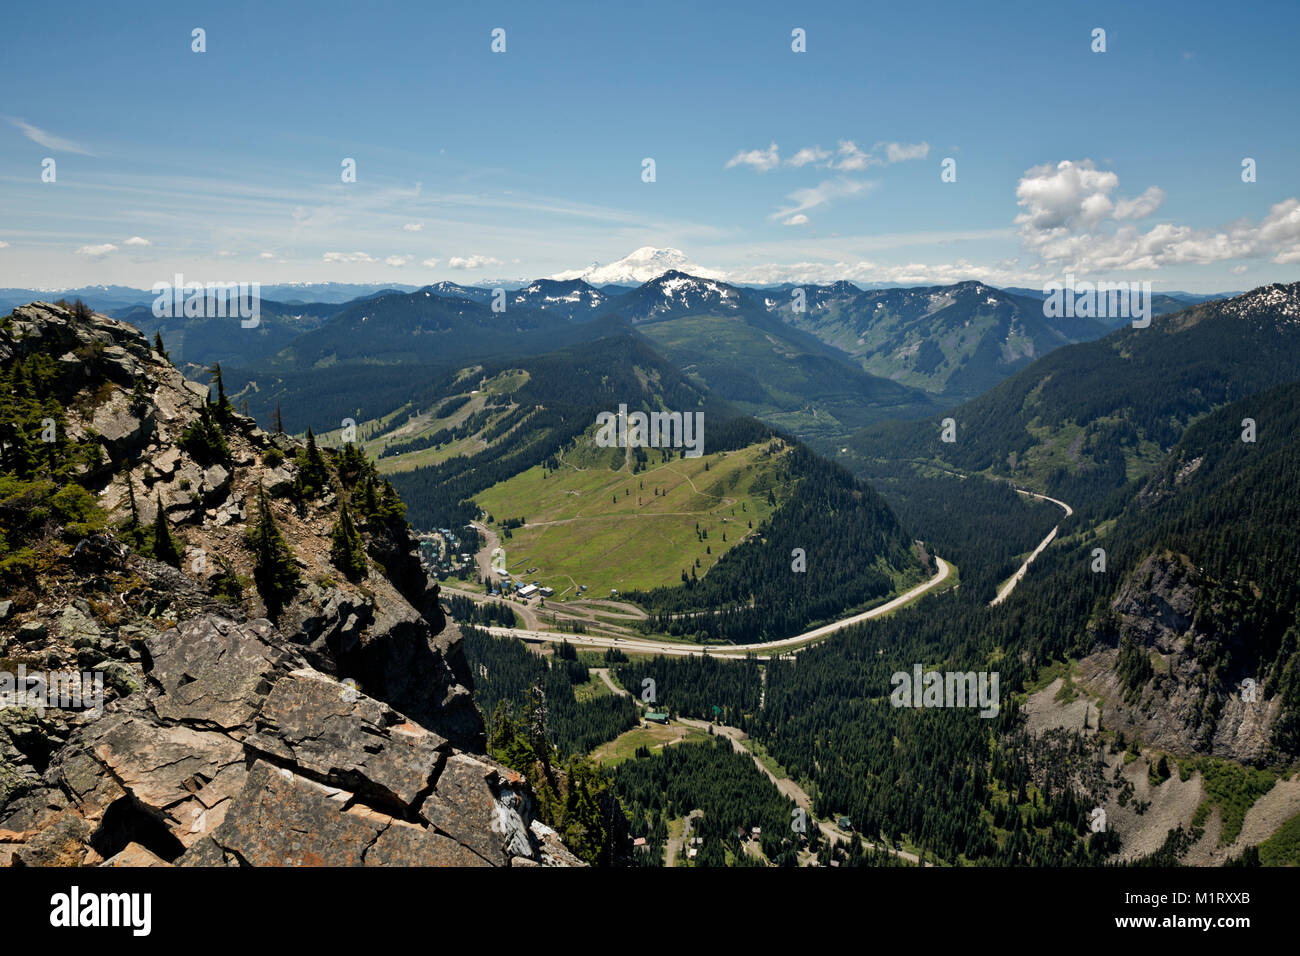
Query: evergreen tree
[
  {"left": 153, "top": 331, "right": 169, "bottom": 362},
  {"left": 295, "top": 428, "right": 331, "bottom": 499},
  {"left": 118, "top": 467, "right": 150, "bottom": 553},
  {"left": 329, "top": 499, "right": 367, "bottom": 580},
  {"left": 248, "top": 484, "right": 300, "bottom": 614},
  {"left": 150, "top": 495, "right": 182, "bottom": 567},
  {"left": 207, "top": 362, "right": 235, "bottom": 425}
]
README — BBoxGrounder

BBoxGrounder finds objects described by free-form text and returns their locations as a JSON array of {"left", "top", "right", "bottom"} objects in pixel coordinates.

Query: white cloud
[
  {"left": 421, "top": 257, "right": 441, "bottom": 268},
  {"left": 449, "top": 255, "right": 503, "bottom": 270},
  {"left": 1016, "top": 160, "right": 1300, "bottom": 271},
  {"left": 1015, "top": 160, "right": 1127, "bottom": 233},
  {"left": 75, "top": 243, "right": 118, "bottom": 258},
  {"left": 783, "top": 214, "right": 810, "bottom": 226},
  {"left": 786, "top": 147, "right": 829, "bottom": 167},
  {"left": 323, "top": 251, "right": 377, "bottom": 263},
  {"left": 0, "top": 241, "right": 9, "bottom": 249},
  {"left": 1113, "top": 186, "right": 1165, "bottom": 220},
  {"left": 880, "top": 141, "right": 931, "bottom": 164},
  {"left": 833, "top": 140, "right": 871, "bottom": 171},
  {"left": 122, "top": 236, "right": 151, "bottom": 247},
  {"left": 402, "top": 223, "right": 423, "bottom": 232},
  {"left": 259, "top": 251, "right": 275, "bottom": 259},
  {"left": 724, "top": 142, "right": 780, "bottom": 172},
  {"left": 770, "top": 178, "right": 876, "bottom": 222},
  {"left": 766, "top": 140, "right": 931, "bottom": 172},
  {"left": 385, "top": 255, "right": 411, "bottom": 267},
  {"left": 4, "top": 117, "right": 94, "bottom": 155}
]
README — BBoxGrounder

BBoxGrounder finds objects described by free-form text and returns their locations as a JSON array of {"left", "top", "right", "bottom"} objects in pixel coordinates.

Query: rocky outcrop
[
  {"left": 1075, "top": 553, "right": 1280, "bottom": 764},
  {"left": 0, "top": 613, "right": 578, "bottom": 867},
  {"left": 0, "top": 303, "right": 581, "bottom": 866}
]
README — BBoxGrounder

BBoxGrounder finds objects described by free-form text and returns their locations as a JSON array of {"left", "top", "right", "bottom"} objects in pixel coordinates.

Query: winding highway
[
  {"left": 989, "top": 489, "right": 1074, "bottom": 607},
  {"left": 485, "top": 556, "right": 951, "bottom": 660}
]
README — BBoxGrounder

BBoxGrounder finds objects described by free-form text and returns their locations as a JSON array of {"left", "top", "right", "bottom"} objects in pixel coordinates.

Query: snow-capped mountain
[
  {"left": 551, "top": 247, "right": 725, "bottom": 286},
  {"left": 509, "top": 279, "right": 608, "bottom": 318},
  {"left": 421, "top": 281, "right": 496, "bottom": 304},
  {"left": 605, "top": 270, "right": 751, "bottom": 322}
]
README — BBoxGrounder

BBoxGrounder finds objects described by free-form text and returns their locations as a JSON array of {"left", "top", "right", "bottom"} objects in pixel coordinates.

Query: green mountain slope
[
  {"left": 846, "top": 282, "right": 1300, "bottom": 510},
  {"left": 768, "top": 280, "right": 1108, "bottom": 400},
  {"left": 602, "top": 271, "right": 937, "bottom": 440}
]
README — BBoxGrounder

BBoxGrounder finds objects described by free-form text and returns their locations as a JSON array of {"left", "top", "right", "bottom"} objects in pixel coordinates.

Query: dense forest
[
  {"left": 628, "top": 373, "right": 1300, "bottom": 865},
  {"left": 227, "top": 295, "right": 627, "bottom": 430},
  {"left": 611, "top": 736, "right": 803, "bottom": 866},
  {"left": 442, "top": 592, "right": 518, "bottom": 629},
  {"left": 612, "top": 654, "right": 763, "bottom": 724},
  {"left": 461, "top": 626, "right": 637, "bottom": 757},
  {"left": 862, "top": 463, "right": 1062, "bottom": 602}
]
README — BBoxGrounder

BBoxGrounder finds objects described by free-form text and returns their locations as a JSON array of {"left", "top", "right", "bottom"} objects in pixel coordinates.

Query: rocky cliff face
[
  {"left": 1077, "top": 552, "right": 1280, "bottom": 764},
  {"left": 0, "top": 302, "right": 579, "bottom": 866}
]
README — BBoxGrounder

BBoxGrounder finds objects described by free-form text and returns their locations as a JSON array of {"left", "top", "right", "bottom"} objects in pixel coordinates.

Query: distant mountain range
[
  {"left": 1, "top": 263, "right": 1252, "bottom": 451},
  {"left": 765, "top": 279, "right": 1109, "bottom": 400},
  {"left": 847, "top": 281, "right": 1300, "bottom": 509}
]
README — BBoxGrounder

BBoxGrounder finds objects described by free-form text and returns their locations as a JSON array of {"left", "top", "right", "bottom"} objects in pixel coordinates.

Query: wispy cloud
[
  {"left": 5, "top": 117, "right": 95, "bottom": 155},
  {"left": 726, "top": 140, "right": 932, "bottom": 174},
  {"left": 770, "top": 178, "right": 876, "bottom": 221},
  {"left": 323, "top": 251, "right": 377, "bottom": 263},
  {"left": 724, "top": 142, "right": 780, "bottom": 172},
  {"left": 879, "top": 141, "right": 931, "bottom": 164},
  {"left": 75, "top": 243, "right": 118, "bottom": 258},
  {"left": 449, "top": 255, "right": 503, "bottom": 270}
]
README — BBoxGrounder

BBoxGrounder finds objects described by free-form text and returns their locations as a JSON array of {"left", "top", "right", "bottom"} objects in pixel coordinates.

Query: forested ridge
[
  {"left": 626, "top": 440, "right": 924, "bottom": 643},
  {"left": 388, "top": 334, "right": 732, "bottom": 529},
  {"left": 862, "top": 462, "right": 1062, "bottom": 603},
  {"left": 846, "top": 285, "right": 1300, "bottom": 512}
]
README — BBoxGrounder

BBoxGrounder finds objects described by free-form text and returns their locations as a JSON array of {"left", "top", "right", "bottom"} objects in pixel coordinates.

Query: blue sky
[{"left": 1, "top": 0, "right": 1298, "bottom": 291}]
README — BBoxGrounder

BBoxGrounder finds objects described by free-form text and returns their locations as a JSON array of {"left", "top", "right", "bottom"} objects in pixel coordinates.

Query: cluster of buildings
[
  {"left": 488, "top": 574, "right": 555, "bottom": 603},
  {"left": 415, "top": 528, "right": 473, "bottom": 579}
]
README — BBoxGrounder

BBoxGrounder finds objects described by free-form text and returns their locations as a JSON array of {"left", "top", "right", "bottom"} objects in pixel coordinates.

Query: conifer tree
[
  {"left": 249, "top": 484, "right": 300, "bottom": 613},
  {"left": 329, "top": 498, "right": 367, "bottom": 580},
  {"left": 119, "top": 467, "right": 150, "bottom": 553},
  {"left": 297, "top": 427, "right": 331, "bottom": 498},
  {"left": 207, "top": 362, "right": 235, "bottom": 425},
  {"left": 153, "top": 331, "right": 169, "bottom": 362},
  {"left": 151, "top": 495, "right": 182, "bottom": 566}
]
